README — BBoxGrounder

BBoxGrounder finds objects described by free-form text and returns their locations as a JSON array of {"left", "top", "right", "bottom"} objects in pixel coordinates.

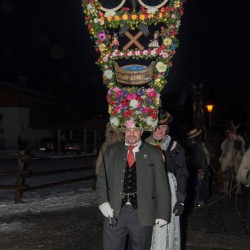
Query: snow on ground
[{"left": 0, "top": 155, "right": 98, "bottom": 232}]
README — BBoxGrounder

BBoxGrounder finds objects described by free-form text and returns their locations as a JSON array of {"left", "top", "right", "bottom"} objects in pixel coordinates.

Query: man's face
[
  {"left": 228, "top": 132, "right": 237, "bottom": 140},
  {"left": 109, "top": 131, "right": 117, "bottom": 142},
  {"left": 153, "top": 125, "right": 168, "bottom": 140},
  {"left": 125, "top": 128, "right": 143, "bottom": 145}
]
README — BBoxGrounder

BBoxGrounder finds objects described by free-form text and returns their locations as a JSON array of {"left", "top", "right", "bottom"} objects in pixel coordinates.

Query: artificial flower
[
  {"left": 104, "top": 10, "right": 116, "bottom": 17},
  {"left": 147, "top": 7, "right": 158, "bottom": 14},
  {"left": 103, "top": 70, "right": 113, "bottom": 79},
  {"left": 156, "top": 62, "right": 167, "bottom": 73}
]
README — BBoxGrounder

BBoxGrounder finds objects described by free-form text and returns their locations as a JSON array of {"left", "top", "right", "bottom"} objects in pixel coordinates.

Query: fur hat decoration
[
  {"left": 187, "top": 128, "right": 203, "bottom": 140},
  {"left": 226, "top": 121, "right": 241, "bottom": 134}
]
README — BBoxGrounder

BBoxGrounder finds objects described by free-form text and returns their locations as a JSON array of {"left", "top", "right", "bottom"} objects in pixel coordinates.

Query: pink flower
[
  {"left": 125, "top": 119, "right": 135, "bottom": 128},
  {"left": 116, "top": 90, "right": 122, "bottom": 97},
  {"left": 142, "top": 106, "right": 150, "bottom": 114},
  {"left": 127, "top": 93, "right": 137, "bottom": 100},
  {"left": 114, "top": 106, "right": 120, "bottom": 114},
  {"left": 147, "top": 88, "right": 156, "bottom": 98},
  {"left": 162, "top": 52, "right": 169, "bottom": 58}
]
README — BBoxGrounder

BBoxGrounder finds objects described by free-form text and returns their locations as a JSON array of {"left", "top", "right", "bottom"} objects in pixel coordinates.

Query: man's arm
[
  {"left": 96, "top": 149, "right": 109, "bottom": 206},
  {"left": 154, "top": 148, "right": 171, "bottom": 222}
]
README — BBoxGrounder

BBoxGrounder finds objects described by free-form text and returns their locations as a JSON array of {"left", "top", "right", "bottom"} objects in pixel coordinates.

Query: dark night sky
[{"left": 0, "top": 0, "right": 250, "bottom": 120}]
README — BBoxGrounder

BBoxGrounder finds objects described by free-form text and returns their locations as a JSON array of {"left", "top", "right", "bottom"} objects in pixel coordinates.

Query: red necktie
[{"left": 127, "top": 145, "right": 136, "bottom": 168}]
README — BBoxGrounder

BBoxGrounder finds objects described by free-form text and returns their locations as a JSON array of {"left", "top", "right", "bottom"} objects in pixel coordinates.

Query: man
[
  {"left": 219, "top": 121, "right": 245, "bottom": 194},
  {"left": 95, "top": 122, "right": 124, "bottom": 176},
  {"left": 145, "top": 110, "right": 188, "bottom": 250},
  {"left": 186, "top": 128, "right": 210, "bottom": 207},
  {"left": 96, "top": 126, "right": 171, "bottom": 250}
]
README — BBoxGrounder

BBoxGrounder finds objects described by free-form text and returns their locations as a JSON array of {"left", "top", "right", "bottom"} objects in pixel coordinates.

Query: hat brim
[
  {"left": 158, "top": 114, "right": 173, "bottom": 125},
  {"left": 187, "top": 129, "right": 202, "bottom": 139},
  {"left": 119, "top": 126, "right": 144, "bottom": 132}
]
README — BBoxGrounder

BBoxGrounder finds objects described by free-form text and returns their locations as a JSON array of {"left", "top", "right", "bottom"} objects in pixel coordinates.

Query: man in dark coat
[
  {"left": 145, "top": 110, "right": 188, "bottom": 216},
  {"left": 145, "top": 110, "right": 188, "bottom": 250},
  {"left": 186, "top": 128, "right": 210, "bottom": 207},
  {"left": 96, "top": 126, "right": 171, "bottom": 250}
]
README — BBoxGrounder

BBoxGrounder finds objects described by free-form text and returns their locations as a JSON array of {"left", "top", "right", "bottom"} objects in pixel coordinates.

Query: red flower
[
  {"left": 121, "top": 99, "right": 129, "bottom": 106},
  {"left": 122, "top": 7, "right": 130, "bottom": 12},
  {"left": 124, "top": 110, "right": 133, "bottom": 117},
  {"left": 165, "top": 6, "right": 171, "bottom": 12},
  {"left": 150, "top": 109, "right": 158, "bottom": 119}
]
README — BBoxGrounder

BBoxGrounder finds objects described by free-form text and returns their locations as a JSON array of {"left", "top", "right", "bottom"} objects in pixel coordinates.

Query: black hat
[
  {"left": 187, "top": 128, "right": 203, "bottom": 139},
  {"left": 158, "top": 110, "right": 173, "bottom": 125}
]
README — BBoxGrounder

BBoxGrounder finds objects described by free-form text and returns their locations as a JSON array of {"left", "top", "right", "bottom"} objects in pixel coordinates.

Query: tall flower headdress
[{"left": 82, "top": 0, "right": 186, "bottom": 131}]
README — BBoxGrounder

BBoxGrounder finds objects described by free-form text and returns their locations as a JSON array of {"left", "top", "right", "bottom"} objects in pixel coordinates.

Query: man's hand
[
  {"left": 155, "top": 219, "right": 168, "bottom": 227},
  {"left": 99, "top": 202, "right": 114, "bottom": 218},
  {"left": 173, "top": 201, "right": 184, "bottom": 216}
]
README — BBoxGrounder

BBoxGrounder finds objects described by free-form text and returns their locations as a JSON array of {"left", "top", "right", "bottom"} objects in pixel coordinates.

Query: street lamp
[{"left": 205, "top": 104, "right": 214, "bottom": 128}]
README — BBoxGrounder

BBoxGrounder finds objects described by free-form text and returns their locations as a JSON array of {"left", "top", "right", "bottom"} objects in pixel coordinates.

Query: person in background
[
  {"left": 95, "top": 122, "right": 124, "bottom": 176},
  {"left": 186, "top": 128, "right": 210, "bottom": 207},
  {"left": 219, "top": 121, "right": 245, "bottom": 194},
  {"left": 96, "top": 126, "right": 171, "bottom": 250},
  {"left": 145, "top": 110, "right": 188, "bottom": 250},
  {"left": 237, "top": 147, "right": 250, "bottom": 230}
]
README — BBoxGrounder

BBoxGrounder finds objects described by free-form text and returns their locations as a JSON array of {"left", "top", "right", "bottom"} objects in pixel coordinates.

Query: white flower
[
  {"left": 145, "top": 117, "right": 153, "bottom": 125},
  {"left": 146, "top": 117, "right": 158, "bottom": 128},
  {"left": 176, "top": 20, "right": 181, "bottom": 28},
  {"left": 94, "top": 18, "right": 99, "bottom": 24},
  {"left": 143, "top": 50, "right": 148, "bottom": 55},
  {"left": 129, "top": 100, "right": 138, "bottom": 109},
  {"left": 110, "top": 117, "right": 119, "bottom": 126},
  {"left": 147, "top": 7, "right": 158, "bottom": 14},
  {"left": 128, "top": 51, "right": 133, "bottom": 56},
  {"left": 104, "top": 10, "right": 116, "bottom": 17},
  {"left": 119, "top": 52, "right": 124, "bottom": 56},
  {"left": 87, "top": 3, "right": 97, "bottom": 15},
  {"left": 87, "top": 3, "right": 94, "bottom": 10},
  {"left": 150, "top": 49, "right": 157, "bottom": 56},
  {"left": 156, "top": 62, "right": 167, "bottom": 73},
  {"left": 135, "top": 50, "right": 140, "bottom": 56},
  {"left": 103, "top": 70, "right": 113, "bottom": 79}
]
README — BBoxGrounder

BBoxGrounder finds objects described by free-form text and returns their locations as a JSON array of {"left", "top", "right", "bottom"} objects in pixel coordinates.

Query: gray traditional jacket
[{"left": 96, "top": 141, "right": 171, "bottom": 226}]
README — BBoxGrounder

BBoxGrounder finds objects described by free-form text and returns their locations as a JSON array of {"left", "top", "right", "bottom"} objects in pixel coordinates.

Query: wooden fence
[{"left": 0, "top": 152, "right": 96, "bottom": 203}]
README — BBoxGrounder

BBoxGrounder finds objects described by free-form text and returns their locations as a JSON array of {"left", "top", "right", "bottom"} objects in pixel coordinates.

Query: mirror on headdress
[{"left": 138, "top": 0, "right": 169, "bottom": 8}]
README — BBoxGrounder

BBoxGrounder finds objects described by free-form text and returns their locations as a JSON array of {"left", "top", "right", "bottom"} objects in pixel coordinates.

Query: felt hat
[
  {"left": 158, "top": 110, "right": 173, "bottom": 125},
  {"left": 187, "top": 128, "right": 203, "bottom": 139}
]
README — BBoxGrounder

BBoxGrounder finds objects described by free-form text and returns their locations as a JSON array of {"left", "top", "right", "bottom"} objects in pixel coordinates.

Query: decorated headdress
[{"left": 82, "top": 0, "right": 186, "bottom": 131}]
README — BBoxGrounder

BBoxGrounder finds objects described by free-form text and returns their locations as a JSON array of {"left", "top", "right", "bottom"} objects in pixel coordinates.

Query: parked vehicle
[
  {"left": 38, "top": 137, "right": 56, "bottom": 152},
  {"left": 63, "top": 140, "right": 81, "bottom": 154}
]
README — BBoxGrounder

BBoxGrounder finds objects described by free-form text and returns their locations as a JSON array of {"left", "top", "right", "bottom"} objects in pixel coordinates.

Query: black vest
[{"left": 121, "top": 161, "right": 137, "bottom": 209}]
